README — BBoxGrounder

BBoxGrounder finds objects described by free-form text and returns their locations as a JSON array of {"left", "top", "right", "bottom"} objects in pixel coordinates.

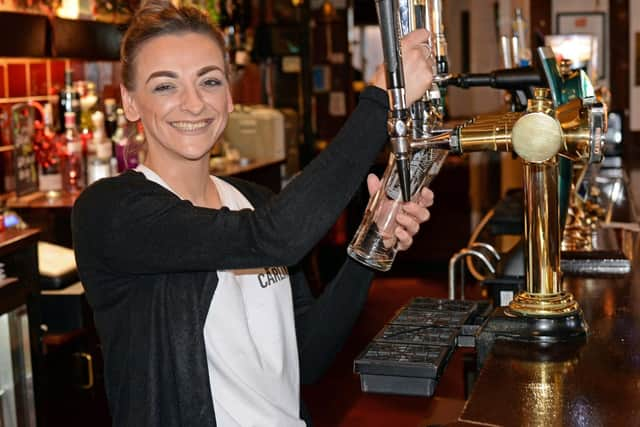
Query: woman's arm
[
  {"left": 73, "top": 87, "right": 388, "bottom": 274},
  {"left": 290, "top": 258, "right": 374, "bottom": 384}
]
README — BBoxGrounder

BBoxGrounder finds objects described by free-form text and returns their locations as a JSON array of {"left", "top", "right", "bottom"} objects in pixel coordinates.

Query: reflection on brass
[
  {"left": 507, "top": 291, "right": 580, "bottom": 316},
  {"left": 562, "top": 162, "right": 595, "bottom": 251},
  {"left": 521, "top": 161, "right": 562, "bottom": 295},
  {"left": 456, "top": 118, "right": 516, "bottom": 153}
]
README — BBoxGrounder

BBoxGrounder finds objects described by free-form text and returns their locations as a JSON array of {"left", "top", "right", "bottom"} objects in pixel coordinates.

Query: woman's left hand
[{"left": 366, "top": 174, "right": 434, "bottom": 251}]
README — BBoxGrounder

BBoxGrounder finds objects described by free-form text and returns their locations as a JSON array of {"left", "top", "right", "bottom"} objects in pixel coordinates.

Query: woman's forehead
[{"left": 135, "top": 32, "right": 225, "bottom": 72}]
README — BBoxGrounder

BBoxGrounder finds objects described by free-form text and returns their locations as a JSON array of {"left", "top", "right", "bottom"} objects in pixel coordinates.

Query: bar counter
[
  {"left": 457, "top": 234, "right": 640, "bottom": 426},
  {"left": 5, "top": 157, "right": 285, "bottom": 210},
  {"left": 454, "top": 171, "right": 640, "bottom": 425}
]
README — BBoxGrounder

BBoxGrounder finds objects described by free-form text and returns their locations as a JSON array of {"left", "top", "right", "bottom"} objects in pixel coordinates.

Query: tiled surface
[
  {"left": 7, "top": 63, "right": 27, "bottom": 98},
  {"left": 0, "top": 58, "right": 119, "bottom": 102},
  {"left": 50, "top": 60, "right": 67, "bottom": 94},
  {"left": 29, "top": 62, "right": 48, "bottom": 96}
]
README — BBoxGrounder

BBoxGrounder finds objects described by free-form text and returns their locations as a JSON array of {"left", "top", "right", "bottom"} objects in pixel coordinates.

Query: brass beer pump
[{"left": 416, "top": 88, "right": 606, "bottom": 336}]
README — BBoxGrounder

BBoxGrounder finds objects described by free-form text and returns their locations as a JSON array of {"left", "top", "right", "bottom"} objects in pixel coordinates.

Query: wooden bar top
[
  {"left": 0, "top": 227, "right": 40, "bottom": 255},
  {"left": 458, "top": 229, "right": 640, "bottom": 423}
]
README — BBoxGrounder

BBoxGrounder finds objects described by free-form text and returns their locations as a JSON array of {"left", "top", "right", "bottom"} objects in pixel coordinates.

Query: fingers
[
  {"left": 416, "top": 187, "right": 434, "bottom": 207},
  {"left": 402, "top": 28, "right": 430, "bottom": 45},
  {"left": 401, "top": 31, "right": 435, "bottom": 104},
  {"left": 399, "top": 203, "right": 430, "bottom": 225},
  {"left": 394, "top": 189, "right": 435, "bottom": 252},
  {"left": 395, "top": 227, "right": 413, "bottom": 251},
  {"left": 366, "top": 173, "right": 381, "bottom": 197}
]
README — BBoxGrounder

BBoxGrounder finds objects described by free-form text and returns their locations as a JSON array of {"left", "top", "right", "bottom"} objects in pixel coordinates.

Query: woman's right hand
[{"left": 371, "top": 28, "right": 434, "bottom": 105}]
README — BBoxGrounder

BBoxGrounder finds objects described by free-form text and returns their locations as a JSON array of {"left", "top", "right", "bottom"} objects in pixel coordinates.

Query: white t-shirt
[{"left": 135, "top": 165, "right": 304, "bottom": 427}]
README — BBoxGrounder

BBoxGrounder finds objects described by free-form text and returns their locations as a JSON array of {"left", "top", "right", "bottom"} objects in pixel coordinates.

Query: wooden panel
[
  {"left": 0, "top": 13, "right": 47, "bottom": 57},
  {"left": 51, "top": 18, "right": 123, "bottom": 60}
]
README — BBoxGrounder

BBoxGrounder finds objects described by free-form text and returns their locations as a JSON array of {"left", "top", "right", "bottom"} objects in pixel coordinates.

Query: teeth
[{"left": 170, "top": 120, "right": 210, "bottom": 131}]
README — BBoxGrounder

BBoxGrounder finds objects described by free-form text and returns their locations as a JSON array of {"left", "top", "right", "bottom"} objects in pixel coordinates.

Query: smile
[{"left": 169, "top": 119, "right": 213, "bottom": 132}]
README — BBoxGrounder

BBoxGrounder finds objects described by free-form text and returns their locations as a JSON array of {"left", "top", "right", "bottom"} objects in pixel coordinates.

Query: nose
[{"left": 180, "top": 85, "right": 205, "bottom": 115}]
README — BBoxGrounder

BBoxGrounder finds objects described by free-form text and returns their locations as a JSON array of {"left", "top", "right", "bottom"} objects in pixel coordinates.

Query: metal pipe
[
  {"left": 469, "top": 242, "right": 501, "bottom": 263},
  {"left": 448, "top": 248, "right": 496, "bottom": 300}
]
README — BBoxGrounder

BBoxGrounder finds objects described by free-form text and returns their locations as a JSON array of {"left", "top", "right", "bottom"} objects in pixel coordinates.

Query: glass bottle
[
  {"left": 38, "top": 103, "right": 63, "bottom": 192},
  {"left": 87, "top": 111, "right": 111, "bottom": 184},
  {"left": 104, "top": 98, "right": 118, "bottom": 139},
  {"left": 60, "top": 112, "right": 85, "bottom": 193},
  {"left": 112, "top": 108, "right": 130, "bottom": 173},
  {"left": 58, "top": 69, "right": 81, "bottom": 132}
]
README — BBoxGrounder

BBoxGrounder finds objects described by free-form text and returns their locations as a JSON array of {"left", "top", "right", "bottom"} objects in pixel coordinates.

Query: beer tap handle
[
  {"left": 426, "top": 0, "right": 450, "bottom": 80},
  {"left": 376, "top": 0, "right": 412, "bottom": 202}
]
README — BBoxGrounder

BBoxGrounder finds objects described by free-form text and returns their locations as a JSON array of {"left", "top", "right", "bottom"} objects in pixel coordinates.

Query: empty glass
[{"left": 348, "top": 148, "right": 448, "bottom": 271}]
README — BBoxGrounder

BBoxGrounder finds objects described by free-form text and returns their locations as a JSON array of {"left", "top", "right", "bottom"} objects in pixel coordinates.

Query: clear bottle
[
  {"left": 60, "top": 112, "right": 86, "bottom": 193},
  {"left": 88, "top": 140, "right": 113, "bottom": 185},
  {"left": 87, "top": 111, "right": 112, "bottom": 184},
  {"left": 58, "top": 69, "right": 81, "bottom": 132}
]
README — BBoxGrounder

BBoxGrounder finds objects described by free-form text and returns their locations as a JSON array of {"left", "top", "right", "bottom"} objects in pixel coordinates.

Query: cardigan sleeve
[
  {"left": 290, "top": 259, "right": 374, "bottom": 384},
  {"left": 72, "top": 86, "right": 388, "bottom": 274}
]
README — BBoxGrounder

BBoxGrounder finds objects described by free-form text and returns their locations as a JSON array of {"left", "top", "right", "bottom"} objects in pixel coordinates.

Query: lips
[{"left": 169, "top": 119, "right": 213, "bottom": 132}]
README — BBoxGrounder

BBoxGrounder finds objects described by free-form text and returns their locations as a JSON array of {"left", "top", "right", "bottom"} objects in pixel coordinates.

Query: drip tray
[
  {"left": 354, "top": 297, "right": 482, "bottom": 397},
  {"left": 354, "top": 342, "right": 452, "bottom": 397}
]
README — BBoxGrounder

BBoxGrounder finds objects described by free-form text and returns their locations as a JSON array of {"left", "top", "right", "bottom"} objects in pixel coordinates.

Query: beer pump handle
[{"left": 375, "top": 0, "right": 412, "bottom": 201}]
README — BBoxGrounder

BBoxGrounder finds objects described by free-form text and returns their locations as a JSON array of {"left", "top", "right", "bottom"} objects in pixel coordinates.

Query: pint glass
[{"left": 347, "top": 148, "right": 447, "bottom": 271}]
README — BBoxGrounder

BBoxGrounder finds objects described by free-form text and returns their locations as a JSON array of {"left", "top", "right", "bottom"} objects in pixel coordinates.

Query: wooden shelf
[{"left": 0, "top": 11, "right": 123, "bottom": 60}]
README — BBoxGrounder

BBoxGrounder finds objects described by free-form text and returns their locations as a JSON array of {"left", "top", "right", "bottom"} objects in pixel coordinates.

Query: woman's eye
[
  {"left": 202, "top": 78, "right": 221, "bottom": 88},
  {"left": 152, "top": 83, "right": 175, "bottom": 93}
]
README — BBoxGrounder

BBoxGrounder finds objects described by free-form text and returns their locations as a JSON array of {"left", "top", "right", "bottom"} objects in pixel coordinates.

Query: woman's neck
[{"left": 143, "top": 156, "right": 221, "bottom": 209}]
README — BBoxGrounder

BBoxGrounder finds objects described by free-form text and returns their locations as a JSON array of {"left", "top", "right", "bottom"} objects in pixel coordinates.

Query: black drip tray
[
  {"left": 355, "top": 342, "right": 451, "bottom": 397},
  {"left": 408, "top": 298, "right": 478, "bottom": 314},
  {"left": 354, "top": 297, "right": 483, "bottom": 397},
  {"left": 356, "top": 342, "right": 449, "bottom": 375},
  {"left": 377, "top": 324, "right": 458, "bottom": 347},
  {"left": 391, "top": 308, "right": 473, "bottom": 328}
]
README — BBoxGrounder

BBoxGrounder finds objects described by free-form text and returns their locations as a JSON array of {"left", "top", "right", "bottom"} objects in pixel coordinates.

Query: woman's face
[{"left": 121, "top": 32, "right": 233, "bottom": 165}]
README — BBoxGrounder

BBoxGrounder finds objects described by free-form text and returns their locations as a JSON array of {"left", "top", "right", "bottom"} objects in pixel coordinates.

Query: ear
[{"left": 120, "top": 84, "right": 140, "bottom": 122}]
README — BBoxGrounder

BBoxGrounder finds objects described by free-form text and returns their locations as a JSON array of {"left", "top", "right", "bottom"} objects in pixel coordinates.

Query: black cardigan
[{"left": 71, "top": 86, "right": 389, "bottom": 426}]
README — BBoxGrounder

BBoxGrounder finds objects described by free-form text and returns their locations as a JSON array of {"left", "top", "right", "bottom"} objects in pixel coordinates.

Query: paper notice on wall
[{"left": 329, "top": 92, "right": 346, "bottom": 116}]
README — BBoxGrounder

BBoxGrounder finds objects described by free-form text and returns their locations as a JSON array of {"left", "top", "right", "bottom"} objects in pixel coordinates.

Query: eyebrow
[{"left": 145, "top": 66, "right": 223, "bottom": 84}]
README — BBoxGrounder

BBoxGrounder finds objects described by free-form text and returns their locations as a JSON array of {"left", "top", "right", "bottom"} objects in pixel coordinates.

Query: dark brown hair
[{"left": 120, "top": 0, "right": 229, "bottom": 91}]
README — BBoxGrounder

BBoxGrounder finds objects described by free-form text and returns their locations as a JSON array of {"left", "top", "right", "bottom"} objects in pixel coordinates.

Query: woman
[{"left": 72, "top": 2, "right": 435, "bottom": 426}]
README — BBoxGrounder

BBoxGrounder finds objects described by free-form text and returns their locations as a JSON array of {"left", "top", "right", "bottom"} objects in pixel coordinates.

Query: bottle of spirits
[
  {"left": 38, "top": 103, "right": 63, "bottom": 192},
  {"left": 80, "top": 81, "right": 98, "bottom": 146},
  {"left": 112, "top": 108, "right": 131, "bottom": 173},
  {"left": 104, "top": 98, "right": 118, "bottom": 139},
  {"left": 58, "top": 69, "right": 81, "bottom": 132},
  {"left": 87, "top": 111, "right": 112, "bottom": 185},
  {"left": 60, "top": 112, "right": 85, "bottom": 193}
]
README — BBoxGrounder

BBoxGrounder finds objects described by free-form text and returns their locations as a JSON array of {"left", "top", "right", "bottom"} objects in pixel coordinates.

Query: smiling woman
[
  {"left": 71, "top": 1, "right": 436, "bottom": 426},
  {"left": 120, "top": 31, "right": 234, "bottom": 206}
]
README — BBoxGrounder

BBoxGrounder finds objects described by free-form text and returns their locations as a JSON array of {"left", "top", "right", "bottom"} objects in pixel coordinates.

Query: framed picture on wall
[{"left": 556, "top": 12, "right": 606, "bottom": 81}]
